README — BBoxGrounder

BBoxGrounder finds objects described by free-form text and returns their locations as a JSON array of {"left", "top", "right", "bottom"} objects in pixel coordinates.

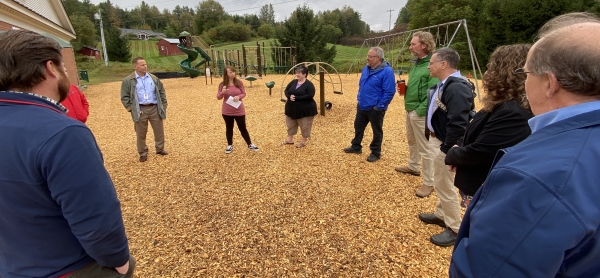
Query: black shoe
[
  {"left": 430, "top": 228, "right": 457, "bottom": 247},
  {"left": 418, "top": 213, "right": 446, "bottom": 228},
  {"left": 343, "top": 147, "right": 362, "bottom": 154},
  {"left": 366, "top": 153, "right": 380, "bottom": 162},
  {"left": 139, "top": 155, "right": 147, "bottom": 162},
  {"left": 156, "top": 150, "right": 168, "bottom": 155}
]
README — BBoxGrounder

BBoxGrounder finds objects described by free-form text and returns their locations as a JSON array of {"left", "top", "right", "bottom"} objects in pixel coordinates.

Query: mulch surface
[{"left": 85, "top": 73, "right": 476, "bottom": 277}]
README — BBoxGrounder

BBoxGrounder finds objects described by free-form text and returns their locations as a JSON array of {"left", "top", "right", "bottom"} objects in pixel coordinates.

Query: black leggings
[{"left": 222, "top": 114, "right": 252, "bottom": 146}]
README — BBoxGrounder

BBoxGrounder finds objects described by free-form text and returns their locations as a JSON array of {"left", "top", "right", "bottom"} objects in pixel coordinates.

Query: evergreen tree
[
  {"left": 105, "top": 27, "right": 131, "bottom": 63},
  {"left": 275, "top": 4, "right": 336, "bottom": 63}
]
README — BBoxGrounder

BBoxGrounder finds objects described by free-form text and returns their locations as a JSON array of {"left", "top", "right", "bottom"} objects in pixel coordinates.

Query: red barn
[
  {"left": 77, "top": 45, "right": 101, "bottom": 60},
  {"left": 157, "top": 38, "right": 183, "bottom": 56}
]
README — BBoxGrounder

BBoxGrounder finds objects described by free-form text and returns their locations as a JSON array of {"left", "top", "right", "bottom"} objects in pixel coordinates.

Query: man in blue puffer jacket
[
  {"left": 450, "top": 18, "right": 600, "bottom": 277},
  {"left": 344, "top": 47, "right": 396, "bottom": 162}
]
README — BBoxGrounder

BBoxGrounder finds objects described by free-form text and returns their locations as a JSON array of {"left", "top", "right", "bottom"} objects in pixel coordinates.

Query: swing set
[{"left": 347, "top": 19, "right": 484, "bottom": 99}]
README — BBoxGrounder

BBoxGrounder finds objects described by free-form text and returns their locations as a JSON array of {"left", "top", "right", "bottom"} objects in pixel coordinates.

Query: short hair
[
  {"left": 370, "top": 47, "right": 384, "bottom": 60},
  {"left": 0, "top": 30, "right": 63, "bottom": 91},
  {"left": 528, "top": 23, "right": 600, "bottom": 97},
  {"left": 481, "top": 44, "right": 531, "bottom": 112},
  {"left": 433, "top": 47, "right": 459, "bottom": 69},
  {"left": 413, "top": 31, "right": 436, "bottom": 54},
  {"left": 132, "top": 56, "right": 145, "bottom": 64},
  {"left": 295, "top": 65, "right": 308, "bottom": 75},
  {"left": 536, "top": 12, "right": 600, "bottom": 41}
]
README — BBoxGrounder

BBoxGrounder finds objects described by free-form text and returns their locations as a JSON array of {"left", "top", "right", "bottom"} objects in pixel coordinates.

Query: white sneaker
[
  {"left": 225, "top": 145, "right": 233, "bottom": 154},
  {"left": 247, "top": 144, "right": 259, "bottom": 151}
]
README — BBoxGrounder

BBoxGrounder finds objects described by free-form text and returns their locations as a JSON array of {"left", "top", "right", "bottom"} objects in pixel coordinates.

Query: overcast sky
[{"left": 89, "top": 0, "right": 406, "bottom": 31}]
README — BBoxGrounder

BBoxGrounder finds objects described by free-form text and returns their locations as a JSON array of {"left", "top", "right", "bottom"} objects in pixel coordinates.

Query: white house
[{"left": 0, "top": 0, "right": 79, "bottom": 85}]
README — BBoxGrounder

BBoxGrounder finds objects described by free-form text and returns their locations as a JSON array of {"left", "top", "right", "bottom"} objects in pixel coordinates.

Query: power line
[
  {"left": 385, "top": 9, "right": 394, "bottom": 32},
  {"left": 226, "top": 0, "right": 299, "bottom": 13}
]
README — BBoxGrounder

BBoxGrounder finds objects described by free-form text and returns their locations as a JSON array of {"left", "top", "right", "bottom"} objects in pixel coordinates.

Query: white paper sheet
[{"left": 226, "top": 96, "right": 241, "bottom": 109}]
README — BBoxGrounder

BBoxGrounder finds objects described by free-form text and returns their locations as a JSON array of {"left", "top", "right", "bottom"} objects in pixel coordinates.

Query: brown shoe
[
  {"left": 394, "top": 165, "right": 420, "bottom": 176},
  {"left": 415, "top": 184, "right": 434, "bottom": 198},
  {"left": 139, "top": 155, "right": 147, "bottom": 162},
  {"left": 156, "top": 150, "right": 168, "bottom": 155}
]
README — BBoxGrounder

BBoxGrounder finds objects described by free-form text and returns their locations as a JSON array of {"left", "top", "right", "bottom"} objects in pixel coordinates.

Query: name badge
[{"left": 143, "top": 93, "right": 149, "bottom": 100}]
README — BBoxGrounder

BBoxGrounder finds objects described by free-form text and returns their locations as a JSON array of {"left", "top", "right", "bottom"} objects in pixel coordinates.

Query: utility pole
[
  {"left": 94, "top": 10, "right": 109, "bottom": 67},
  {"left": 386, "top": 9, "right": 395, "bottom": 33}
]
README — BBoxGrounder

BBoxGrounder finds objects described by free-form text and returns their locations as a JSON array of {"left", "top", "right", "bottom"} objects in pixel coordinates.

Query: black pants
[
  {"left": 350, "top": 105, "right": 386, "bottom": 157},
  {"left": 222, "top": 114, "right": 252, "bottom": 146}
]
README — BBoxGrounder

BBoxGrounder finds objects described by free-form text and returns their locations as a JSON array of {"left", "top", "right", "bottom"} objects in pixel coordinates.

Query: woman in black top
[
  {"left": 282, "top": 65, "right": 318, "bottom": 148},
  {"left": 445, "top": 44, "right": 534, "bottom": 206}
]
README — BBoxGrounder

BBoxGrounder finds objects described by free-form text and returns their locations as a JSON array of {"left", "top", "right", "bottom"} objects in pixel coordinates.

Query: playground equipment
[
  {"left": 280, "top": 62, "right": 344, "bottom": 116},
  {"left": 265, "top": 81, "right": 275, "bottom": 96},
  {"left": 347, "top": 19, "right": 484, "bottom": 99},
  {"left": 177, "top": 31, "right": 211, "bottom": 78},
  {"left": 208, "top": 42, "right": 296, "bottom": 78}
]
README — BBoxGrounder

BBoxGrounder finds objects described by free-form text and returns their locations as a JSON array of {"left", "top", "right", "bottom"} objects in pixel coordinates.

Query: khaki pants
[
  {"left": 429, "top": 136, "right": 461, "bottom": 232},
  {"left": 406, "top": 111, "right": 433, "bottom": 186},
  {"left": 286, "top": 116, "right": 314, "bottom": 138},
  {"left": 135, "top": 104, "right": 165, "bottom": 156},
  {"left": 69, "top": 255, "right": 135, "bottom": 278}
]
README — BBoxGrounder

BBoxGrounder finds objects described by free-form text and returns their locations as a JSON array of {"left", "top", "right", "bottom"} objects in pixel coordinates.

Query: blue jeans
[{"left": 350, "top": 105, "right": 386, "bottom": 157}]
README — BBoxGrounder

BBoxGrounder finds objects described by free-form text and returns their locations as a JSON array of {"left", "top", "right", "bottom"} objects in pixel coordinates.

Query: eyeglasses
[
  {"left": 367, "top": 55, "right": 378, "bottom": 59},
  {"left": 428, "top": 60, "right": 443, "bottom": 65},
  {"left": 514, "top": 68, "right": 532, "bottom": 75}
]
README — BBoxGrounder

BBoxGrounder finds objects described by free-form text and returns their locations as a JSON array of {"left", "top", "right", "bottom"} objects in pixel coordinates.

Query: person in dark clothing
[
  {"left": 282, "top": 65, "right": 318, "bottom": 148},
  {"left": 418, "top": 47, "right": 475, "bottom": 247},
  {"left": 445, "top": 44, "right": 533, "bottom": 207},
  {"left": 0, "top": 30, "right": 134, "bottom": 278}
]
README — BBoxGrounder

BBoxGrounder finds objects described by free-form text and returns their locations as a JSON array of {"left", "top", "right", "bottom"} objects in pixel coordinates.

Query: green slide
[{"left": 177, "top": 44, "right": 212, "bottom": 78}]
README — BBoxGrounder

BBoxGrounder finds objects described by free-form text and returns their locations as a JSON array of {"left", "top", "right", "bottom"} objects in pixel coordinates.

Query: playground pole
[
  {"left": 256, "top": 41, "right": 263, "bottom": 77},
  {"left": 242, "top": 44, "right": 248, "bottom": 76},
  {"left": 319, "top": 71, "right": 325, "bottom": 116}
]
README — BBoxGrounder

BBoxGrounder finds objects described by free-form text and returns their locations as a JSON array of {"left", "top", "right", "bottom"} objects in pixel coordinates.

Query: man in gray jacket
[{"left": 121, "top": 56, "right": 168, "bottom": 162}]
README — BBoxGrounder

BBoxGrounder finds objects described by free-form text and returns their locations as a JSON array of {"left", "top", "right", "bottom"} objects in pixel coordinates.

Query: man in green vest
[{"left": 395, "top": 31, "right": 439, "bottom": 197}]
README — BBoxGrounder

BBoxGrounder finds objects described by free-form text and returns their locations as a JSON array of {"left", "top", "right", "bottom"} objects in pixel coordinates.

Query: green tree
[
  {"left": 258, "top": 23, "right": 275, "bottom": 39},
  {"left": 259, "top": 4, "right": 275, "bottom": 25},
  {"left": 275, "top": 4, "right": 336, "bottom": 63},
  {"left": 321, "top": 24, "right": 343, "bottom": 43},
  {"left": 194, "top": 0, "right": 224, "bottom": 34},
  {"left": 212, "top": 21, "right": 252, "bottom": 42},
  {"left": 70, "top": 14, "right": 97, "bottom": 51},
  {"left": 163, "top": 25, "right": 177, "bottom": 38},
  {"left": 105, "top": 27, "right": 131, "bottom": 62}
]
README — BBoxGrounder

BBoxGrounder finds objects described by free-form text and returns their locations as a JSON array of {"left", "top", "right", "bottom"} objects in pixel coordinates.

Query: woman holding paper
[
  {"left": 282, "top": 65, "right": 318, "bottom": 148},
  {"left": 217, "top": 66, "right": 259, "bottom": 154}
]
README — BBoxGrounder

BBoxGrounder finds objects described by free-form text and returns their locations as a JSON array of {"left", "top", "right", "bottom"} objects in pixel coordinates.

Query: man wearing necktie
[
  {"left": 121, "top": 56, "right": 168, "bottom": 162},
  {"left": 418, "top": 47, "right": 475, "bottom": 247}
]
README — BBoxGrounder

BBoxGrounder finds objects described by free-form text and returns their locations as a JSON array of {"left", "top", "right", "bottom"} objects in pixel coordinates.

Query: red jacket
[{"left": 61, "top": 84, "right": 89, "bottom": 123}]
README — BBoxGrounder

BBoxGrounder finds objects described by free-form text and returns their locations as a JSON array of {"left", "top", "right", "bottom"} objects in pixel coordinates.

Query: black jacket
[
  {"left": 445, "top": 99, "right": 533, "bottom": 196},
  {"left": 284, "top": 79, "right": 318, "bottom": 119},
  {"left": 425, "top": 76, "right": 475, "bottom": 153}
]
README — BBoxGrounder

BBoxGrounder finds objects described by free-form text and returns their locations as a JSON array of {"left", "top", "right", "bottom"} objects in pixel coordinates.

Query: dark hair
[
  {"left": 295, "top": 65, "right": 308, "bottom": 75},
  {"left": 0, "top": 30, "right": 63, "bottom": 91},
  {"left": 132, "top": 56, "right": 145, "bottom": 64},
  {"left": 481, "top": 44, "right": 531, "bottom": 112},
  {"left": 433, "top": 47, "right": 460, "bottom": 69},
  {"left": 221, "top": 66, "right": 242, "bottom": 89}
]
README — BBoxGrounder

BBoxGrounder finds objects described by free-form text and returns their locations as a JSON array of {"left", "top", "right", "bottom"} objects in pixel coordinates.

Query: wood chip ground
[{"left": 85, "top": 73, "right": 481, "bottom": 277}]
